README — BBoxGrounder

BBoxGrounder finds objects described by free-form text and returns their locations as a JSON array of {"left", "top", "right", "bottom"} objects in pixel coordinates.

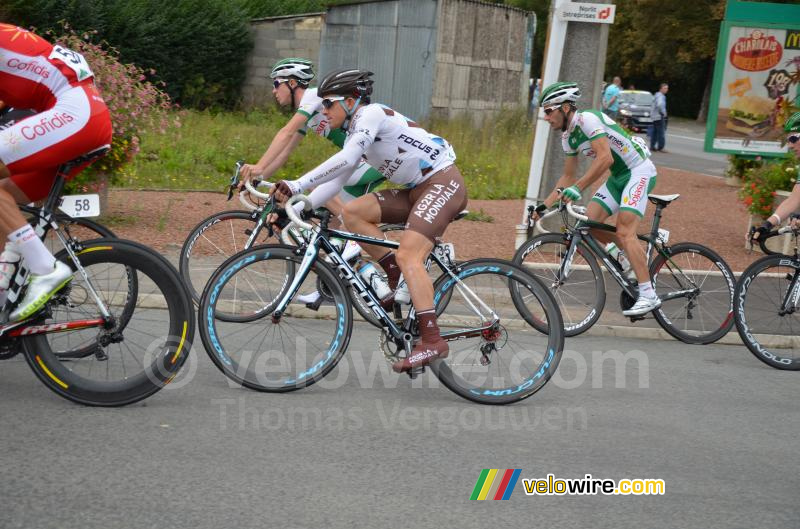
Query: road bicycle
[
  {"left": 197, "top": 195, "right": 565, "bottom": 405},
  {"left": 734, "top": 225, "right": 800, "bottom": 370},
  {"left": 513, "top": 194, "right": 736, "bottom": 344},
  {"left": 179, "top": 161, "right": 454, "bottom": 328},
  {"left": 0, "top": 146, "right": 195, "bottom": 405}
]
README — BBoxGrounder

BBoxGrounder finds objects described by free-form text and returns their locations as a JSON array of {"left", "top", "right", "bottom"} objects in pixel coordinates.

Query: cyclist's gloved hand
[
  {"left": 530, "top": 203, "right": 548, "bottom": 221},
  {"left": 274, "top": 180, "right": 298, "bottom": 202},
  {"left": 751, "top": 220, "right": 773, "bottom": 241},
  {"left": 562, "top": 185, "right": 582, "bottom": 203}
]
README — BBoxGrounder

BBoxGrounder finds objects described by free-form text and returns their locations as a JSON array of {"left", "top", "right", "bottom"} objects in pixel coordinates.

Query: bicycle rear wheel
[
  {"left": 650, "top": 242, "right": 735, "bottom": 344},
  {"left": 430, "top": 259, "right": 564, "bottom": 405},
  {"left": 734, "top": 254, "right": 800, "bottom": 370},
  {"left": 21, "top": 239, "right": 195, "bottom": 406}
]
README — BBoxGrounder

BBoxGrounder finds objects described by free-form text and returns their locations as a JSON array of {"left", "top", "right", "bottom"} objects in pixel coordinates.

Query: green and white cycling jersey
[
  {"left": 296, "top": 87, "right": 348, "bottom": 147},
  {"left": 563, "top": 110, "right": 657, "bottom": 217},
  {"left": 295, "top": 87, "right": 385, "bottom": 201},
  {"left": 563, "top": 110, "right": 651, "bottom": 179}
]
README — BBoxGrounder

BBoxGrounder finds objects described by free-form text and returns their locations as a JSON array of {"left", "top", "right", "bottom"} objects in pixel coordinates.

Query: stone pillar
[{"left": 538, "top": 0, "right": 610, "bottom": 203}]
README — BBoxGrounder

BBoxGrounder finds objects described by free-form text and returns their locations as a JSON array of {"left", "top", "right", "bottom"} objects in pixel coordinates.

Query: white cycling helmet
[
  {"left": 270, "top": 58, "right": 315, "bottom": 85},
  {"left": 540, "top": 81, "right": 581, "bottom": 107}
]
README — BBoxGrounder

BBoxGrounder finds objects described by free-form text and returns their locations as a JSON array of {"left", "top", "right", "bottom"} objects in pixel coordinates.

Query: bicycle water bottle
[
  {"left": 358, "top": 262, "right": 392, "bottom": 299},
  {"left": 394, "top": 274, "right": 411, "bottom": 305},
  {"left": 605, "top": 242, "right": 631, "bottom": 274}
]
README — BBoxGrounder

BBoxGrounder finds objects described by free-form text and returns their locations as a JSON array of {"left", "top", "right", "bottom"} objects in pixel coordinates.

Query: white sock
[
  {"left": 638, "top": 281, "right": 656, "bottom": 298},
  {"left": 9, "top": 225, "right": 55, "bottom": 275}
]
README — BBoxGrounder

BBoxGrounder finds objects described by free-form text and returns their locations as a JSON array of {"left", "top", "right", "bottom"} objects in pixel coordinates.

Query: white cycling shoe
[
  {"left": 294, "top": 291, "right": 321, "bottom": 304},
  {"left": 10, "top": 261, "right": 73, "bottom": 322},
  {"left": 622, "top": 295, "right": 662, "bottom": 317}
]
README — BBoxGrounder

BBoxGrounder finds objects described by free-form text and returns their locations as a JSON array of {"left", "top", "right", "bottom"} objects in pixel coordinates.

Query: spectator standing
[
  {"left": 650, "top": 83, "right": 669, "bottom": 152},
  {"left": 602, "top": 76, "right": 622, "bottom": 120}
]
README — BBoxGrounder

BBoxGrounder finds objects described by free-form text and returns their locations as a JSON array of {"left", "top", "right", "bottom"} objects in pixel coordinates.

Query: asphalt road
[
  {"left": 635, "top": 118, "right": 729, "bottom": 177},
  {"left": 1, "top": 328, "right": 797, "bottom": 528}
]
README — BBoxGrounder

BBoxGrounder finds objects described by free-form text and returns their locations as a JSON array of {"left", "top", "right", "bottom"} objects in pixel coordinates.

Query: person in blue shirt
[{"left": 603, "top": 76, "right": 622, "bottom": 120}]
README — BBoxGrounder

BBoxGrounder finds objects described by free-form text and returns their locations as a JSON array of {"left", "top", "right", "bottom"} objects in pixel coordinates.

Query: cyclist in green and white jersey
[
  {"left": 533, "top": 81, "right": 661, "bottom": 316},
  {"left": 240, "top": 58, "right": 385, "bottom": 206}
]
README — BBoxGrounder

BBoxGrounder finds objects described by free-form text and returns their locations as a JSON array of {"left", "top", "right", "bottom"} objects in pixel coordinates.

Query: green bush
[{"left": 3, "top": 0, "right": 252, "bottom": 109}]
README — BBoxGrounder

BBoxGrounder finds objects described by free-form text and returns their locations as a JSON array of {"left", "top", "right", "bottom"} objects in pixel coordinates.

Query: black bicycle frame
[
  {"left": 1, "top": 147, "right": 112, "bottom": 336},
  {"left": 558, "top": 201, "right": 698, "bottom": 303},
  {"left": 269, "top": 222, "right": 489, "bottom": 347}
]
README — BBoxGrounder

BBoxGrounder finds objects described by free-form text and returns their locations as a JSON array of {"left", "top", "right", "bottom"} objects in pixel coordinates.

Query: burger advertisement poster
[{"left": 705, "top": 1, "right": 800, "bottom": 157}]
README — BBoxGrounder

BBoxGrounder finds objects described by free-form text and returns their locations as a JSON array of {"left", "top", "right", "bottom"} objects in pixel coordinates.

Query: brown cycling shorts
[{"left": 373, "top": 164, "right": 468, "bottom": 243}]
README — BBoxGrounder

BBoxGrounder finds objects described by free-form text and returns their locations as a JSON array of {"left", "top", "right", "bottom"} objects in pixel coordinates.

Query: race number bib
[
  {"left": 59, "top": 194, "right": 100, "bottom": 218},
  {"left": 49, "top": 45, "right": 94, "bottom": 82}
]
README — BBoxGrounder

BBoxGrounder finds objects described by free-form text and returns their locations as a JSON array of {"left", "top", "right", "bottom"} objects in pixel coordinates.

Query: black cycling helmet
[{"left": 318, "top": 69, "right": 374, "bottom": 101}]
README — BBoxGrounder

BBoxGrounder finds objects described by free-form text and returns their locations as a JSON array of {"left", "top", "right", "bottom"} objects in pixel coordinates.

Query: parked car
[{"left": 617, "top": 90, "right": 654, "bottom": 132}]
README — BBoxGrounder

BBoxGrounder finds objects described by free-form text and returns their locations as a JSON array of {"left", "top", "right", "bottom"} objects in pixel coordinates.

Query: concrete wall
[
  {"left": 319, "top": 0, "right": 438, "bottom": 120},
  {"left": 242, "top": 14, "right": 323, "bottom": 108},
  {"left": 431, "top": 0, "right": 534, "bottom": 121}
]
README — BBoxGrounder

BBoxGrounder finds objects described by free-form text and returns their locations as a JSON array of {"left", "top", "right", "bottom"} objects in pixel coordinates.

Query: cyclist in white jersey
[
  {"left": 239, "top": 59, "right": 386, "bottom": 265},
  {"left": 272, "top": 69, "right": 466, "bottom": 373},
  {"left": 532, "top": 82, "right": 661, "bottom": 316}
]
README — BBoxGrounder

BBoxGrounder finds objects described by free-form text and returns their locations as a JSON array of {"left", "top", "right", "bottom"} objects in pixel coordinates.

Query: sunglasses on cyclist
[
  {"left": 788, "top": 134, "right": 800, "bottom": 145},
  {"left": 273, "top": 78, "right": 289, "bottom": 89},
  {"left": 543, "top": 105, "right": 561, "bottom": 116},
  {"left": 321, "top": 96, "right": 346, "bottom": 109}
]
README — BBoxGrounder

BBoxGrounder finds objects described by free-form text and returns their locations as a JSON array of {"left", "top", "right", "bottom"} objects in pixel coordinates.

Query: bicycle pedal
[
  {"left": 305, "top": 298, "right": 323, "bottom": 311},
  {"left": 407, "top": 366, "right": 425, "bottom": 379},
  {"left": 628, "top": 315, "right": 646, "bottom": 323}
]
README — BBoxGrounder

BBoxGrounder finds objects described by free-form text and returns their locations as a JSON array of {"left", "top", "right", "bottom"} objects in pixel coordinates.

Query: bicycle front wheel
[
  {"left": 198, "top": 245, "right": 353, "bottom": 391},
  {"left": 512, "top": 233, "right": 606, "bottom": 336},
  {"left": 734, "top": 254, "right": 800, "bottom": 370},
  {"left": 430, "top": 259, "right": 564, "bottom": 405},
  {"left": 650, "top": 242, "right": 735, "bottom": 345},
  {"left": 21, "top": 239, "right": 195, "bottom": 406},
  {"left": 180, "top": 210, "right": 271, "bottom": 307}
]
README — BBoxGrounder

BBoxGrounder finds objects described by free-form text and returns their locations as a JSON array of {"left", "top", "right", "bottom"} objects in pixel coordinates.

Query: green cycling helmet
[
  {"left": 540, "top": 81, "right": 581, "bottom": 107},
  {"left": 270, "top": 58, "right": 315, "bottom": 84},
  {"left": 785, "top": 111, "right": 800, "bottom": 133}
]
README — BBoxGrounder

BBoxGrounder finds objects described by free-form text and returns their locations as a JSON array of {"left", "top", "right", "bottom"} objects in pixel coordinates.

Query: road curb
[{"left": 580, "top": 324, "right": 744, "bottom": 346}]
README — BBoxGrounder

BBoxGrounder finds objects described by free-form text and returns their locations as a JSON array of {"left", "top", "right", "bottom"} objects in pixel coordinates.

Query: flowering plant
[
  {"left": 738, "top": 155, "right": 798, "bottom": 217},
  {"left": 48, "top": 26, "right": 176, "bottom": 190}
]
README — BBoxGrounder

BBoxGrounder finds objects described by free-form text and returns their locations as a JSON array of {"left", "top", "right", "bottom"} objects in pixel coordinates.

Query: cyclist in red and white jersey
[{"left": 0, "top": 23, "right": 112, "bottom": 322}]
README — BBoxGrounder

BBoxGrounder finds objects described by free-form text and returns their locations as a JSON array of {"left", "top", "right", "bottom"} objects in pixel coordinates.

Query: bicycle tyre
[
  {"left": 512, "top": 233, "right": 606, "bottom": 336},
  {"left": 198, "top": 244, "right": 353, "bottom": 391},
  {"left": 180, "top": 209, "right": 271, "bottom": 307},
  {"left": 650, "top": 242, "right": 735, "bottom": 345},
  {"left": 734, "top": 254, "right": 800, "bottom": 370},
  {"left": 21, "top": 238, "right": 195, "bottom": 406},
  {"left": 430, "top": 259, "right": 564, "bottom": 405}
]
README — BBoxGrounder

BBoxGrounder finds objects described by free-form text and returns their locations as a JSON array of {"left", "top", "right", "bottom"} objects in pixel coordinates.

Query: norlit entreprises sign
[{"left": 557, "top": 2, "right": 616, "bottom": 24}]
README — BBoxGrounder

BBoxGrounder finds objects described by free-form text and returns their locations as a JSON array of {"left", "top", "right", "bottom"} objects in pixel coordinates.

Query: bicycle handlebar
[
  {"left": 533, "top": 203, "right": 588, "bottom": 234},
  {"left": 753, "top": 225, "right": 797, "bottom": 255},
  {"left": 285, "top": 195, "right": 314, "bottom": 231}
]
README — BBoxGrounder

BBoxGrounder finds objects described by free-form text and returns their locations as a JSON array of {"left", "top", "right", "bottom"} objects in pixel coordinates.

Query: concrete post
[{"left": 522, "top": 0, "right": 611, "bottom": 233}]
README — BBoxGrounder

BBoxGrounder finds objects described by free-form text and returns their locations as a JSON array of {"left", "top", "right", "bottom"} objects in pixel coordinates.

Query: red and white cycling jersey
[{"left": 0, "top": 24, "right": 111, "bottom": 201}]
